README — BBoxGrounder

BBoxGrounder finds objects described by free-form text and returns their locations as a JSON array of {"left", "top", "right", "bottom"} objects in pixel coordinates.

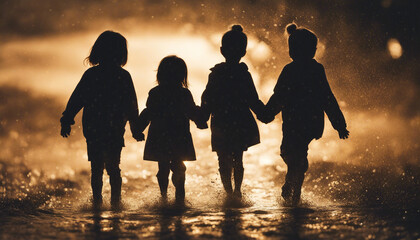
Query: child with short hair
[
  {"left": 137, "top": 55, "right": 207, "bottom": 204},
  {"left": 201, "top": 25, "right": 265, "bottom": 199},
  {"left": 262, "top": 23, "right": 349, "bottom": 205},
  {"left": 60, "top": 31, "right": 143, "bottom": 209}
]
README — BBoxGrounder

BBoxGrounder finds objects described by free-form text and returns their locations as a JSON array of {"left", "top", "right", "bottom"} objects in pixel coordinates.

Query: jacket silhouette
[
  {"left": 60, "top": 65, "right": 139, "bottom": 147},
  {"left": 201, "top": 62, "right": 264, "bottom": 152},
  {"left": 266, "top": 59, "right": 346, "bottom": 143},
  {"left": 138, "top": 85, "right": 205, "bottom": 161}
]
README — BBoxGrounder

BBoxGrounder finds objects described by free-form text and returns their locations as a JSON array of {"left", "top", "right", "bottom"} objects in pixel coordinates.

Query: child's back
[
  {"left": 202, "top": 62, "right": 261, "bottom": 152},
  {"left": 270, "top": 58, "right": 346, "bottom": 141},
  {"left": 143, "top": 84, "right": 197, "bottom": 161},
  {"left": 62, "top": 65, "right": 138, "bottom": 147}
]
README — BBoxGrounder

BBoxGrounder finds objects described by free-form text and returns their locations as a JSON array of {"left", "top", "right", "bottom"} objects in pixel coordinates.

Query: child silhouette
[
  {"left": 201, "top": 25, "right": 265, "bottom": 199},
  {"left": 261, "top": 23, "right": 349, "bottom": 206},
  {"left": 137, "top": 56, "right": 207, "bottom": 204},
  {"left": 60, "top": 31, "right": 142, "bottom": 209}
]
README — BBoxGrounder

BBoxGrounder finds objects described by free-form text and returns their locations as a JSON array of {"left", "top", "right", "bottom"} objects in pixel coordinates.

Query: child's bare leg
[
  {"left": 217, "top": 152, "right": 234, "bottom": 196},
  {"left": 171, "top": 160, "right": 186, "bottom": 203},
  {"left": 233, "top": 151, "right": 244, "bottom": 198},
  {"left": 157, "top": 161, "right": 171, "bottom": 200}
]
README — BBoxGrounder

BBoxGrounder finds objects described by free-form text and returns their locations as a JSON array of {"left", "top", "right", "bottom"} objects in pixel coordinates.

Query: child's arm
[
  {"left": 131, "top": 108, "right": 150, "bottom": 141},
  {"left": 259, "top": 68, "right": 288, "bottom": 123},
  {"left": 319, "top": 65, "right": 349, "bottom": 139},
  {"left": 60, "top": 71, "right": 88, "bottom": 137},
  {"left": 200, "top": 74, "right": 215, "bottom": 123},
  {"left": 245, "top": 71, "right": 266, "bottom": 118},
  {"left": 185, "top": 90, "right": 208, "bottom": 129},
  {"left": 124, "top": 72, "right": 142, "bottom": 141}
]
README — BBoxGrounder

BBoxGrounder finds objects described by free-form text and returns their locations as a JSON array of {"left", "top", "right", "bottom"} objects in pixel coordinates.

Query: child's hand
[
  {"left": 61, "top": 125, "right": 71, "bottom": 138},
  {"left": 257, "top": 112, "right": 275, "bottom": 124},
  {"left": 133, "top": 132, "right": 145, "bottom": 142},
  {"left": 195, "top": 121, "right": 208, "bottom": 130},
  {"left": 338, "top": 128, "right": 349, "bottom": 139}
]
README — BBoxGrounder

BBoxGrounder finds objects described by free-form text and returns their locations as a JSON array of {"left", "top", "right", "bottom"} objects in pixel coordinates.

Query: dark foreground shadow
[
  {"left": 91, "top": 211, "right": 124, "bottom": 240},
  {"left": 156, "top": 204, "right": 190, "bottom": 240},
  {"left": 221, "top": 209, "right": 248, "bottom": 239},
  {"left": 263, "top": 207, "right": 315, "bottom": 240}
]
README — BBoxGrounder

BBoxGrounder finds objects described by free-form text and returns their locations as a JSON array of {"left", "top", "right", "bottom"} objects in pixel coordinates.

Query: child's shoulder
[
  {"left": 84, "top": 65, "right": 130, "bottom": 75},
  {"left": 286, "top": 59, "right": 324, "bottom": 71},
  {"left": 148, "top": 86, "right": 191, "bottom": 100},
  {"left": 84, "top": 66, "right": 100, "bottom": 74},
  {"left": 210, "top": 62, "right": 249, "bottom": 76},
  {"left": 148, "top": 85, "right": 160, "bottom": 95}
]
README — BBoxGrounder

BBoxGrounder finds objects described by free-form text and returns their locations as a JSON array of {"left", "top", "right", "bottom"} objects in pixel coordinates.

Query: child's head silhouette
[
  {"left": 86, "top": 30, "right": 128, "bottom": 66},
  {"left": 157, "top": 55, "right": 188, "bottom": 88},
  {"left": 286, "top": 23, "right": 318, "bottom": 60},
  {"left": 221, "top": 25, "right": 248, "bottom": 62}
]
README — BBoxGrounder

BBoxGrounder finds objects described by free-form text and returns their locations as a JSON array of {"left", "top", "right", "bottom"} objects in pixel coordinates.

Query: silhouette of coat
[
  {"left": 266, "top": 59, "right": 346, "bottom": 140},
  {"left": 201, "top": 62, "right": 264, "bottom": 152},
  {"left": 138, "top": 85, "right": 203, "bottom": 161},
  {"left": 60, "top": 65, "right": 138, "bottom": 147}
]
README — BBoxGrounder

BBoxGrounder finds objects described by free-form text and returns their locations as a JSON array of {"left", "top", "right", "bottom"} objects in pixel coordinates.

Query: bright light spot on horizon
[
  {"left": 387, "top": 38, "right": 403, "bottom": 59},
  {"left": 247, "top": 38, "right": 271, "bottom": 63}
]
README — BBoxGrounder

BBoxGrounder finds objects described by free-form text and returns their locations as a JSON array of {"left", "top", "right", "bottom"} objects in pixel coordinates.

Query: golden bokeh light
[{"left": 387, "top": 38, "right": 403, "bottom": 59}]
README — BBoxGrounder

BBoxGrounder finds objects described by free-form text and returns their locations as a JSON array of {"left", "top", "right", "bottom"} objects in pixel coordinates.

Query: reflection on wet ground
[{"left": 1, "top": 202, "right": 419, "bottom": 239}]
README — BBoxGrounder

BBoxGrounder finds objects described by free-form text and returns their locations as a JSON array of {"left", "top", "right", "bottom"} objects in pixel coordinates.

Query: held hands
[
  {"left": 132, "top": 132, "right": 145, "bottom": 142},
  {"left": 338, "top": 128, "right": 349, "bottom": 139},
  {"left": 195, "top": 120, "right": 208, "bottom": 130},
  {"left": 60, "top": 125, "right": 71, "bottom": 138},
  {"left": 257, "top": 111, "right": 275, "bottom": 124}
]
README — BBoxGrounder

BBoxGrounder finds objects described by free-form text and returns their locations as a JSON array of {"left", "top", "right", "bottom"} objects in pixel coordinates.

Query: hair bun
[
  {"left": 231, "top": 25, "right": 243, "bottom": 32},
  {"left": 286, "top": 23, "right": 297, "bottom": 34}
]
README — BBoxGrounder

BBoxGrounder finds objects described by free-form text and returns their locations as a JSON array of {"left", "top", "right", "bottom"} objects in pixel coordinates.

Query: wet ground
[{"left": 1, "top": 139, "right": 419, "bottom": 240}]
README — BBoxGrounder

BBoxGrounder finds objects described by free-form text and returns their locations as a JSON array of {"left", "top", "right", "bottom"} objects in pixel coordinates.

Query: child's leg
[
  {"left": 90, "top": 160, "right": 105, "bottom": 204},
  {"left": 282, "top": 154, "right": 308, "bottom": 204},
  {"left": 170, "top": 160, "right": 186, "bottom": 202},
  {"left": 105, "top": 161, "right": 122, "bottom": 206},
  {"left": 105, "top": 146, "right": 123, "bottom": 206},
  {"left": 88, "top": 144, "right": 105, "bottom": 205},
  {"left": 217, "top": 152, "right": 234, "bottom": 195},
  {"left": 157, "top": 161, "right": 171, "bottom": 199},
  {"left": 232, "top": 151, "right": 244, "bottom": 197},
  {"left": 281, "top": 136, "right": 310, "bottom": 204}
]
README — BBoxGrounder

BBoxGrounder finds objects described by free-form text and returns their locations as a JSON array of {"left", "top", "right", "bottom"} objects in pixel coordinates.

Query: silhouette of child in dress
[
  {"left": 261, "top": 23, "right": 349, "bottom": 205},
  {"left": 60, "top": 31, "right": 143, "bottom": 209},
  {"left": 137, "top": 56, "right": 207, "bottom": 204},
  {"left": 201, "top": 25, "right": 265, "bottom": 199}
]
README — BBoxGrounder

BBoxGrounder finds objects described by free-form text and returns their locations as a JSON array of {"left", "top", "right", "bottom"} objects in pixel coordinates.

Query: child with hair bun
[
  {"left": 261, "top": 23, "right": 349, "bottom": 206},
  {"left": 201, "top": 25, "right": 265, "bottom": 199}
]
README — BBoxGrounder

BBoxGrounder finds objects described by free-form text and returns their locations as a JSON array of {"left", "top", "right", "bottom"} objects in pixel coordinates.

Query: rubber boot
[
  {"left": 219, "top": 167, "right": 233, "bottom": 196},
  {"left": 110, "top": 172, "right": 122, "bottom": 210},
  {"left": 172, "top": 162, "right": 186, "bottom": 205},
  {"left": 91, "top": 169, "right": 103, "bottom": 210},
  {"left": 233, "top": 164, "right": 244, "bottom": 199}
]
